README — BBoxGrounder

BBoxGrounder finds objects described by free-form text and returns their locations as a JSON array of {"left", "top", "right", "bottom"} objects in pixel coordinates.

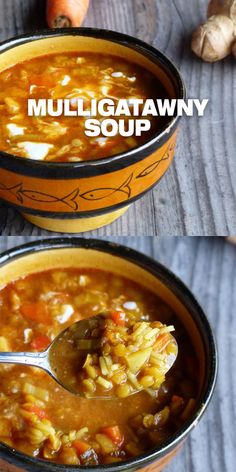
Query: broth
[{"left": 0, "top": 268, "right": 198, "bottom": 465}]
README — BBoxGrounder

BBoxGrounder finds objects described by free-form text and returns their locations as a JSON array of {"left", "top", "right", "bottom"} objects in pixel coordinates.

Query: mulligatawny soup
[
  {"left": 0, "top": 268, "right": 198, "bottom": 466},
  {"left": 0, "top": 52, "right": 169, "bottom": 162}
]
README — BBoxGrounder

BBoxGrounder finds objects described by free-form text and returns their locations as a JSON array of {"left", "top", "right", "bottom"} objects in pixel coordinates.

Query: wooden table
[
  {"left": 0, "top": 0, "right": 235, "bottom": 236},
  {"left": 0, "top": 236, "right": 235, "bottom": 471}
]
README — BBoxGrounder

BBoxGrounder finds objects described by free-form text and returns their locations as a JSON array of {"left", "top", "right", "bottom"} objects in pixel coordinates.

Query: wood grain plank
[
  {"left": 0, "top": 0, "right": 235, "bottom": 236},
  {"left": 0, "top": 236, "right": 235, "bottom": 471}
]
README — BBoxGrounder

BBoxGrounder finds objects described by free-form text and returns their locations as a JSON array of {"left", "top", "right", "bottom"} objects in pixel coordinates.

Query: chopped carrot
[
  {"left": 20, "top": 302, "right": 51, "bottom": 324},
  {"left": 29, "top": 74, "right": 54, "bottom": 88},
  {"left": 26, "top": 405, "right": 48, "bottom": 420},
  {"left": 31, "top": 335, "right": 51, "bottom": 351},
  {"left": 153, "top": 333, "right": 171, "bottom": 352},
  {"left": 101, "top": 426, "right": 124, "bottom": 447},
  {"left": 110, "top": 311, "right": 126, "bottom": 327},
  {"left": 73, "top": 440, "right": 91, "bottom": 455},
  {"left": 47, "top": 0, "right": 90, "bottom": 28},
  {"left": 171, "top": 395, "right": 184, "bottom": 405},
  {"left": 170, "top": 395, "right": 185, "bottom": 414}
]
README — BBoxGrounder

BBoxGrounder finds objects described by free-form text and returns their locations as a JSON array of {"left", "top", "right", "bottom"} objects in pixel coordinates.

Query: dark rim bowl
[
  {"left": 0, "top": 27, "right": 185, "bottom": 179},
  {"left": 0, "top": 238, "right": 217, "bottom": 472}
]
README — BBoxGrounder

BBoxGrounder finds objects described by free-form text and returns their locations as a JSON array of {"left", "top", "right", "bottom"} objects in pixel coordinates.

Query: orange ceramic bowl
[
  {"left": 0, "top": 238, "right": 217, "bottom": 472},
  {"left": 0, "top": 29, "right": 185, "bottom": 233}
]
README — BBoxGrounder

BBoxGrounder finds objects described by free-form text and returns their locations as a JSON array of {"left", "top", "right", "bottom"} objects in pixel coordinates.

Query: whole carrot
[{"left": 47, "top": 0, "right": 90, "bottom": 28}]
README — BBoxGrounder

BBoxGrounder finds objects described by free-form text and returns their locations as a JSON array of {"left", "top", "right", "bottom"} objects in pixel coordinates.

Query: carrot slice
[
  {"left": 20, "top": 302, "right": 51, "bottom": 324},
  {"left": 101, "top": 426, "right": 124, "bottom": 447},
  {"left": 110, "top": 311, "right": 126, "bottom": 327},
  {"left": 73, "top": 440, "right": 91, "bottom": 455},
  {"left": 47, "top": 0, "right": 90, "bottom": 28},
  {"left": 31, "top": 335, "right": 51, "bottom": 351},
  {"left": 26, "top": 405, "right": 48, "bottom": 420}
]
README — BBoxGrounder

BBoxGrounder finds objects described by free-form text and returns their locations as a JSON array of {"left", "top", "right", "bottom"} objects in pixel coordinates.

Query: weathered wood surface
[
  {"left": 0, "top": 236, "right": 235, "bottom": 471},
  {"left": 0, "top": 0, "right": 235, "bottom": 235}
]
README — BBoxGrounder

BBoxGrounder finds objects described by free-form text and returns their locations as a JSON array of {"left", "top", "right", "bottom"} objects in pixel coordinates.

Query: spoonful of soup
[{"left": 0, "top": 311, "right": 178, "bottom": 399}]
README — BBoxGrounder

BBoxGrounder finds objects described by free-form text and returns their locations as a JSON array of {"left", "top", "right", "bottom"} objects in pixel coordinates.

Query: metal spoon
[{"left": 0, "top": 315, "right": 178, "bottom": 398}]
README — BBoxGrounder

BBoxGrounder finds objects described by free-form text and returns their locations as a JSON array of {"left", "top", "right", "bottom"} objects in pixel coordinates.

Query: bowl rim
[
  {"left": 0, "top": 237, "right": 218, "bottom": 472},
  {"left": 0, "top": 27, "right": 185, "bottom": 177}
]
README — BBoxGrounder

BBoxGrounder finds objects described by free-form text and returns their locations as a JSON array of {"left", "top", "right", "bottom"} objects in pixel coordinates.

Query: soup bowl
[
  {"left": 0, "top": 28, "right": 185, "bottom": 233},
  {"left": 0, "top": 238, "right": 217, "bottom": 472}
]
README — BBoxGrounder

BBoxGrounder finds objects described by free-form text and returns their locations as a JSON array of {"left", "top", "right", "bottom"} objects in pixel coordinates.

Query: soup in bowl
[
  {"left": 0, "top": 238, "right": 217, "bottom": 472},
  {"left": 0, "top": 29, "right": 184, "bottom": 233}
]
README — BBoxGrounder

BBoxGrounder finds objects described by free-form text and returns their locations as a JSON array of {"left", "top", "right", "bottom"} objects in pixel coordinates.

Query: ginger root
[
  {"left": 232, "top": 39, "right": 236, "bottom": 55},
  {"left": 192, "top": 0, "right": 236, "bottom": 62}
]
